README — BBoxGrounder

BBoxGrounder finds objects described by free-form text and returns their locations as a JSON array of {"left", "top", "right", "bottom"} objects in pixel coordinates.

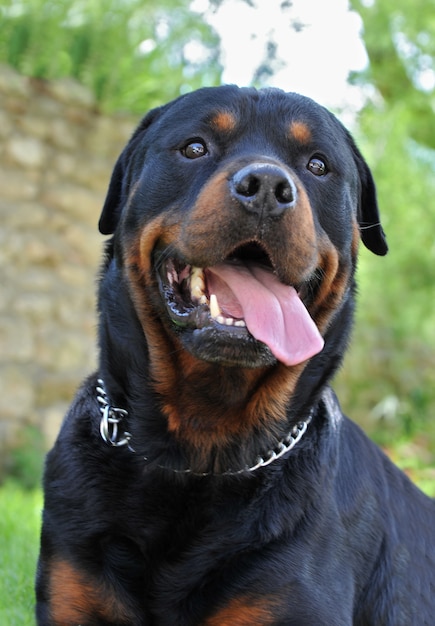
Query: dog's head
[{"left": 98, "top": 86, "right": 386, "bottom": 447}]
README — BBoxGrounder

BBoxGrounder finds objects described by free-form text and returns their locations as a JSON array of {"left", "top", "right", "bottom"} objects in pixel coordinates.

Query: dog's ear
[
  {"left": 350, "top": 136, "right": 388, "bottom": 256},
  {"left": 98, "top": 107, "right": 163, "bottom": 235}
]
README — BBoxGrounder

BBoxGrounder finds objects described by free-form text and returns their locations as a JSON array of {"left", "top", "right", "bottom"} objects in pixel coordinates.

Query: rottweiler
[{"left": 36, "top": 85, "right": 434, "bottom": 625}]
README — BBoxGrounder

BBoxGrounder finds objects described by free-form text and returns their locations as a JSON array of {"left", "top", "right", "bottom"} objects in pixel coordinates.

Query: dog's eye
[
  {"left": 307, "top": 157, "right": 327, "bottom": 176},
  {"left": 181, "top": 141, "right": 208, "bottom": 159}
]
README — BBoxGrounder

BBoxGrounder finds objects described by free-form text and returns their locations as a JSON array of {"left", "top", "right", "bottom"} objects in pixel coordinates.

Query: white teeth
[
  {"left": 209, "top": 293, "right": 222, "bottom": 319},
  {"left": 190, "top": 267, "right": 205, "bottom": 301},
  {"left": 216, "top": 315, "right": 246, "bottom": 327},
  {"left": 187, "top": 268, "right": 247, "bottom": 328},
  {"left": 212, "top": 299, "right": 246, "bottom": 328}
]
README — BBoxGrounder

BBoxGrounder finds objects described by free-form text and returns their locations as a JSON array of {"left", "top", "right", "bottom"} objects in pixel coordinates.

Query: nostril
[
  {"left": 276, "top": 180, "right": 294, "bottom": 205},
  {"left": 235, "top": 173, "right": 261, "bottom": 198}
]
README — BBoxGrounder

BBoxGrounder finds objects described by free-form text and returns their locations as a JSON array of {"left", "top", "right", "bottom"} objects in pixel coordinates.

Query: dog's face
[{"left": 99, "top": 86, "right": 386, "bottom": 386}]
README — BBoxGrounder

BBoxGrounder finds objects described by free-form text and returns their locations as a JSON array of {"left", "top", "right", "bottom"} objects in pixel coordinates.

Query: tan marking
[
  {"left": 50, "top": 560, "right": 132, "bottom": 624},
  {"left": 120, "top": 159, "right": 361, "bottom": 470},
  {"left": 204, "top": 596, "right": 276, "bottom": 626},
  {"left": 176, "top": 168, "right": 317, "bottom": 281},
  {"left": 210, "top": 110, "right": 237, "bottom": 133},
  {"left": 289, "top": 120, "right": 312, "bottom": 144},
  {"left": 121, "top": 165, "right": 325, "bottom": 466},
  {"left": 351, "top": 219, "right": 360, "bottom": 260},
  {"left": 309, "top": 233, "right": 352, "bottom": 335},
  {"left": 126, "top": 219, "right": 306, "bottom": 460}
]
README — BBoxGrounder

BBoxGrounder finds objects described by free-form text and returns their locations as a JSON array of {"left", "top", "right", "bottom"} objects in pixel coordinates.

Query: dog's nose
[{"left": 230, "top": 163, "right": 297, "bottom": 217}]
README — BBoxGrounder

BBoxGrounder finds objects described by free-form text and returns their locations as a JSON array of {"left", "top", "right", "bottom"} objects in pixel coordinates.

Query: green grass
[{"left": 0, "top": 481, "right": 42, "bottom": 625}]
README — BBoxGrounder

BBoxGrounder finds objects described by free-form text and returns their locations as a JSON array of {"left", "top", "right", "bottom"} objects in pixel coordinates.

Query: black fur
[{"left": 36, "top": 86, "right": 433, "bottom": 626}]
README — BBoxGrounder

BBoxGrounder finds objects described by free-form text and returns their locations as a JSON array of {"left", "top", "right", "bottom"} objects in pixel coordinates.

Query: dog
[{"left": 36, "top": 85, "right": 434, "bottom": 625}]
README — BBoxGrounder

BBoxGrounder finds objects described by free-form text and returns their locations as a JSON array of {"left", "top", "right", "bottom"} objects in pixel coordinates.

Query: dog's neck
[{"left": 96, "top": 377, "right": 315, "bottom": 475}]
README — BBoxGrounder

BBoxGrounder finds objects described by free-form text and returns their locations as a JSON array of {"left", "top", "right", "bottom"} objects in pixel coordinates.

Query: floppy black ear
[
  {"left": 98, "top": 148, "right": 129, "bottom": 235},
  {"left": 98, "top": 106, "right": 164, "bottom": 235},
  {"left": 351, "top": 139, "right": 388, "bottom": 256}
]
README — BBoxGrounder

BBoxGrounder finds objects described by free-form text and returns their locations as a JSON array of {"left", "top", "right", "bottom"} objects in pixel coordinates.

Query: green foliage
[
  {"left": 0, "top": 0, "right": 222, "bottom": 111},
  {"left": 350, "top": 0, "right": 435, "bottom": 148},
  {"left": 336, "top": 0, "right": 435, "bottom": 471},
  {"left": 0, "top": 482, "right": 42, "bottom": 624}
]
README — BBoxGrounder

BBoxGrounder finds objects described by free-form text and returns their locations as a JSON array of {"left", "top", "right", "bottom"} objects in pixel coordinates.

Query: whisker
[
  {"left": 359, "top": 222, "right": 381, "bottom": 231},
  {"left": 153, "top": 244, "right": 177, "bottom": 273}
]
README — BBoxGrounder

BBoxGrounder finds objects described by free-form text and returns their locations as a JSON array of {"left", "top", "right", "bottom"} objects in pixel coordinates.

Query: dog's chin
[{"left": 177, "top": 325, "right": 278, "bottom": 369}]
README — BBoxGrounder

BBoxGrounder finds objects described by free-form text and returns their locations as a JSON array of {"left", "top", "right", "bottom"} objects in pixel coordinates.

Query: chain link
[
  {"left": 97, "top": 379, "right": 132, "bottom": 447},
  {"left": 96, "top": 379, "right": 311, "bottom": 474}
]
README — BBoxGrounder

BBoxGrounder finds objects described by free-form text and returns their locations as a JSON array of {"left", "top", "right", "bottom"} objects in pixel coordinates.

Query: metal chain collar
[
  {"left": 97, "top": 379, "right": 132, "bottom": 448},
  {"left": 96, "top": 378, "right": 312, "bottom": 475}
]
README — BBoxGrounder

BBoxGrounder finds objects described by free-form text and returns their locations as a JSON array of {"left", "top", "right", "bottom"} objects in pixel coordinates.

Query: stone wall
[{"left": 0, "top": 65, "right": 138, "bottom": 466}]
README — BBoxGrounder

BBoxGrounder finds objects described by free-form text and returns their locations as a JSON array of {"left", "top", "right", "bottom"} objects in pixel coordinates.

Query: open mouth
[
  {"left": 155, "top": 243, "right": 324, "bottom": 367},
  {"left": 159, "top": 244, "right": 268, "bottom": 329}
]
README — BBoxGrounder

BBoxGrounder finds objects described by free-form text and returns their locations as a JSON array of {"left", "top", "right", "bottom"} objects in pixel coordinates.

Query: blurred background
[
  {"left": 0, "top": 0, "right": 434, "bottom": 508},
  {"left": 0, "top": 0, "right": 434, "bottom": 619}
]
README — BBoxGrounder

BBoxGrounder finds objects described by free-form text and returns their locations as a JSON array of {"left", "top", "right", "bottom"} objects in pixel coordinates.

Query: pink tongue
[{"left": 206, "top": 263, "right": 324, "bottom": 366}]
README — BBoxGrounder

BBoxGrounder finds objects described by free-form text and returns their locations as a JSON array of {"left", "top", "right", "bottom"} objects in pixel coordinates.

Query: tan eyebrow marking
[
  {"left": 210, "top": 110, "right": 237, "bottom": 133},
  {"left": 289, "top": 120, "right": 312, "bottom": 144}
]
